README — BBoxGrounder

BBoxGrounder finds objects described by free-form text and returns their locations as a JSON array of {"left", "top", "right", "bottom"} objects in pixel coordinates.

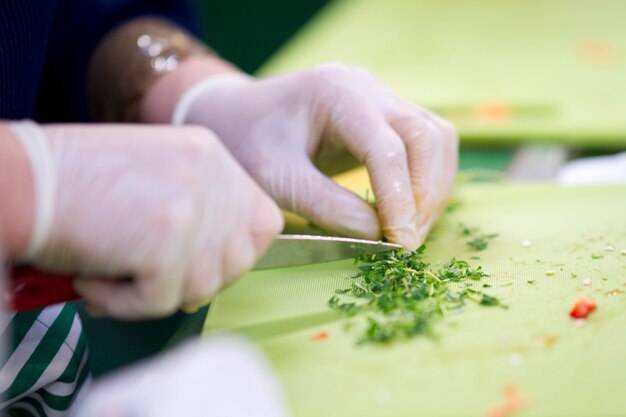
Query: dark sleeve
[
  {"left": 34, "top": 0, "right": 203, "bottom": 123},
  {"left": 0, "top": 0, "right": 59, "bottom": 119}
]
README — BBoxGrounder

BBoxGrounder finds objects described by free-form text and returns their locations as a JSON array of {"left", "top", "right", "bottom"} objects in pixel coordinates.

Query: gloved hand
[
  {"left": 75, "top": 335, "right": 289, "bottom": 417},
  {"left": 9, "top": 122, "right": 282, "bottom": 319},
  {"left": 173, "top": 63, "right": 458, "bottom": 249}
]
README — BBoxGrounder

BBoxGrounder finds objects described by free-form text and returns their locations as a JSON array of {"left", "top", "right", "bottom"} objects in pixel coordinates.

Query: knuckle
[
  {"left": 179, "top": 125, "right": 220, "bottom": 160},
  {"left": 170, "top": 126, "right": 225, "bottom": 183},
  {"left": 308, "top": 62, "right": 352, "bottom": 86},
  {"left": 400, "top": 117, "right": 430, "bottom": 141},
  {"left": 314, "top": 62, "right": 351, "bottom": 76},
  {"left": 123, "top": 293, "right": 178, "bottom": 319},
  {"left": 186, "top": 277, "right": 221, "bottom": 306},
  {"left": 221, "top": 243, "right": 256, "bottom": 288},
  {"left": 249, "top": 197, "right": 283, "bottom": 254},
  {"left": 183, "top": 124, "right": 218, "bottom": 142},
  {"left": 257, "top": 203, "right": 284, "bottom": 243},
  {"left": 146, "top": 297, "right": 179, "bottom": 317},
  {"left": 350, "top": 64, "right": 373, "bottom": 77},
  {"left": 437, "top": 117, "right": 458, "bottom": 141},
  {"left": 151, "top": 194, "right": 197, "bottom": 236},
  {"left": 417, "top": 111, "right": 458, "bottom": 144},
  {"left": 365, "top": 134, "right": 407, "bottom": 166}
]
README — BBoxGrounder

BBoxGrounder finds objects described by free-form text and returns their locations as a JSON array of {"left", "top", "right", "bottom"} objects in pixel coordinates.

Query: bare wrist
[
  {"left": 0, "top": 124, "right": 35, "bottom": 258},
  {"left": 140, "top": 55, "right": 242, "bottom": 123}
]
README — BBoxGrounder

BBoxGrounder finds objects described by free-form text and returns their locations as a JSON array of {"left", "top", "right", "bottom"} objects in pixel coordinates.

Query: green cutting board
[
  {"left": 204, "top": 184, "right": 626, "bottom": 417},
  {"left": 259, "top": 0, "right": 626, "bottom": 147}
]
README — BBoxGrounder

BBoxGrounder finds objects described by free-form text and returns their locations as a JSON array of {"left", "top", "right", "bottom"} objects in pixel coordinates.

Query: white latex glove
[
  {"left": 74, "top": 335, "right": 290, "bottom": 417},
  {"left": 173, "top": 63, "right": 458, "bottom": 249},
  {"left": 9, "top": 121, "right": 282, "bottom": 319}
]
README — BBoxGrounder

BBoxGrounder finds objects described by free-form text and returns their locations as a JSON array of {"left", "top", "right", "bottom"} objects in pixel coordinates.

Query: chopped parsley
[
  {"left": 329, "top": 245, "right": 504, "bottom": 344},
  {"left": 467, "top": 235, "right": 498, "bottom": 251},
  {"left": 459, "top": 224, "right": 498, "bottom": 251},
  {"left": 459, "top": 223, "right": 477, "bottom": 236}
]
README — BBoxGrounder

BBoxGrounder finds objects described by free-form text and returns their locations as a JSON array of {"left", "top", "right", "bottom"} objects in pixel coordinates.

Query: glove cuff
[
  {"left": 171, "top": 73, "right": 253, "bottom": 125},
  {"left": 7, "top": 121, "right": 56, "bottom": 261}
]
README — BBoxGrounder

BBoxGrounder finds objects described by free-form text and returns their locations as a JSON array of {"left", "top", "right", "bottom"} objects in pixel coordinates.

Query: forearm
[
  {"left": 0, "top": 124, "right": 34, "bottom": 258},
  {"left": 87, "top": 17, "right": 241, "bottom": 123}
]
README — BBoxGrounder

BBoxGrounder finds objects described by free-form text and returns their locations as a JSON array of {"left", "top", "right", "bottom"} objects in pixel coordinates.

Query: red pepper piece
[
  {"left": 569, "top": 294, "right": 597, "bottom": 319},
  {"left": 311, "top": 331, "right": 329, "bottom": 341}
]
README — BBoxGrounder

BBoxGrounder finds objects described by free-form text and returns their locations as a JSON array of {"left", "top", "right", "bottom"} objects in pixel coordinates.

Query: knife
[{"left": 4, "top": 234, "right": 400, "bottom": 311}]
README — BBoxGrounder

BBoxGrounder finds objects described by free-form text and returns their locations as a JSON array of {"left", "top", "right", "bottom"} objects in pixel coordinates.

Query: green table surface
[
  {"left": 259, "top": 0, "right": 626, "bottom": 147},
  {"left": 204, "top": 183, "right": 626, "bottom": 417}
]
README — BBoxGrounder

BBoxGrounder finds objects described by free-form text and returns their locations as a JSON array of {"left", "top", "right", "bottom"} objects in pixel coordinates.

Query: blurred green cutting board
[
  {"left": 204, "top": 183, "right": 626, "bottom": 417},
  {"left": 259, "top": 0, "right": 626, "bottom": 147}
]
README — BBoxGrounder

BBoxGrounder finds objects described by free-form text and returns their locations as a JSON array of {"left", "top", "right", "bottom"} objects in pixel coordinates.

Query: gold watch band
[{"left": 87, "top": 17, "right": 210, "bottom": 122}]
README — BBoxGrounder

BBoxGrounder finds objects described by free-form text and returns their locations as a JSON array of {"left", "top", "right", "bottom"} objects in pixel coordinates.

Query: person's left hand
[{"left": 173, "top": 63, "right": 458, "bottom": 249}]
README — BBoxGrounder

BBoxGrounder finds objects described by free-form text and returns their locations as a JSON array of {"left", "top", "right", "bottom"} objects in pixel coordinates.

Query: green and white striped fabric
[{"left": 1, "top": 303, "right": 90, "bottom": 416}]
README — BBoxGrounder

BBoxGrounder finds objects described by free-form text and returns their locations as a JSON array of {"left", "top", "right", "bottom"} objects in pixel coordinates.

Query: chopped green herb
[
  {"left": 467, "top": 234, "right": 498, "bottom": 251},
  {"left": 329, "top": 245, "right": 504, "bottom": 344},
  {"left": 480, "top": 294, "right": 500, "bottom": 306},
  {"left": 591, "top": 254, "right": 603, "bottom": 259},
  {"left": 482, "top": 283, "right": 492, "bottom": 288},
  {"left": 470, "top": 256, "right": 481, "bottom": 260},
  {"left": 459, "top": 223, "right": 477, "bottom": 236},
  {"left": 446, "top": 199, "right": 462, "bottom": 212},
  {"left": 500, "top": 282, "right": 513, "bottom": 287},
  {"left": 570, "top": 273, "right": 578, "bottom": 279},
  {"left": 458, "top": 224, "right": 498, "bottom": 251},
  {"left": 363, "top": 189, "right": 376, "bottom": 208},
  {"left": 527, "top": 280, "right": 536, "bottom": 284}
]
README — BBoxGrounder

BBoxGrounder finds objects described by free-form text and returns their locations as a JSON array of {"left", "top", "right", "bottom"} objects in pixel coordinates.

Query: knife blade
[
  {"left": 254, "top": 234, "right": 400, "bottom": 270},
  {"left": 5, "top": 234, "right": 400, "bottom": 311}
]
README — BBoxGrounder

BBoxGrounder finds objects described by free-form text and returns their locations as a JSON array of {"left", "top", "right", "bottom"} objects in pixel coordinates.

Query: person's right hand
[{"left": 11, "top": 123, "right": 282, "bottom": 319}]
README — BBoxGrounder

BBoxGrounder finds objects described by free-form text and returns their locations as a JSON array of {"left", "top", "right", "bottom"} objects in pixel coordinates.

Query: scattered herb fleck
[
  {"left": 500, "top": 282, "right": 513, "bottom": 287},
  {"left": 545, "top": 270, "right": 555, "bottom": 276},
  {"left": 527, "top": 280, "right": 536, "bottom": 284},
  {"left": 459, "top": 224, "right": 498, "bottom": 251},
  {"left": 329, "top": 245, "right": 504, "bottom": 344},
  {"left": 446, "top": 199, "right": 462, "bottom": 212},
  {"left": 467, "top": 234, "right": 498, "bottom": 251},
  {"left": 570, "top": 273, "right": 578, "bottom": 279},
  {"left": 363, "top": 189, "right": 376, "bottom": 208},
  {"left": 591, "top": 254, "right": 604, "bottom": 259},
  {"left": 459, "top": 223, "right": 477, "bottom": 236}
]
